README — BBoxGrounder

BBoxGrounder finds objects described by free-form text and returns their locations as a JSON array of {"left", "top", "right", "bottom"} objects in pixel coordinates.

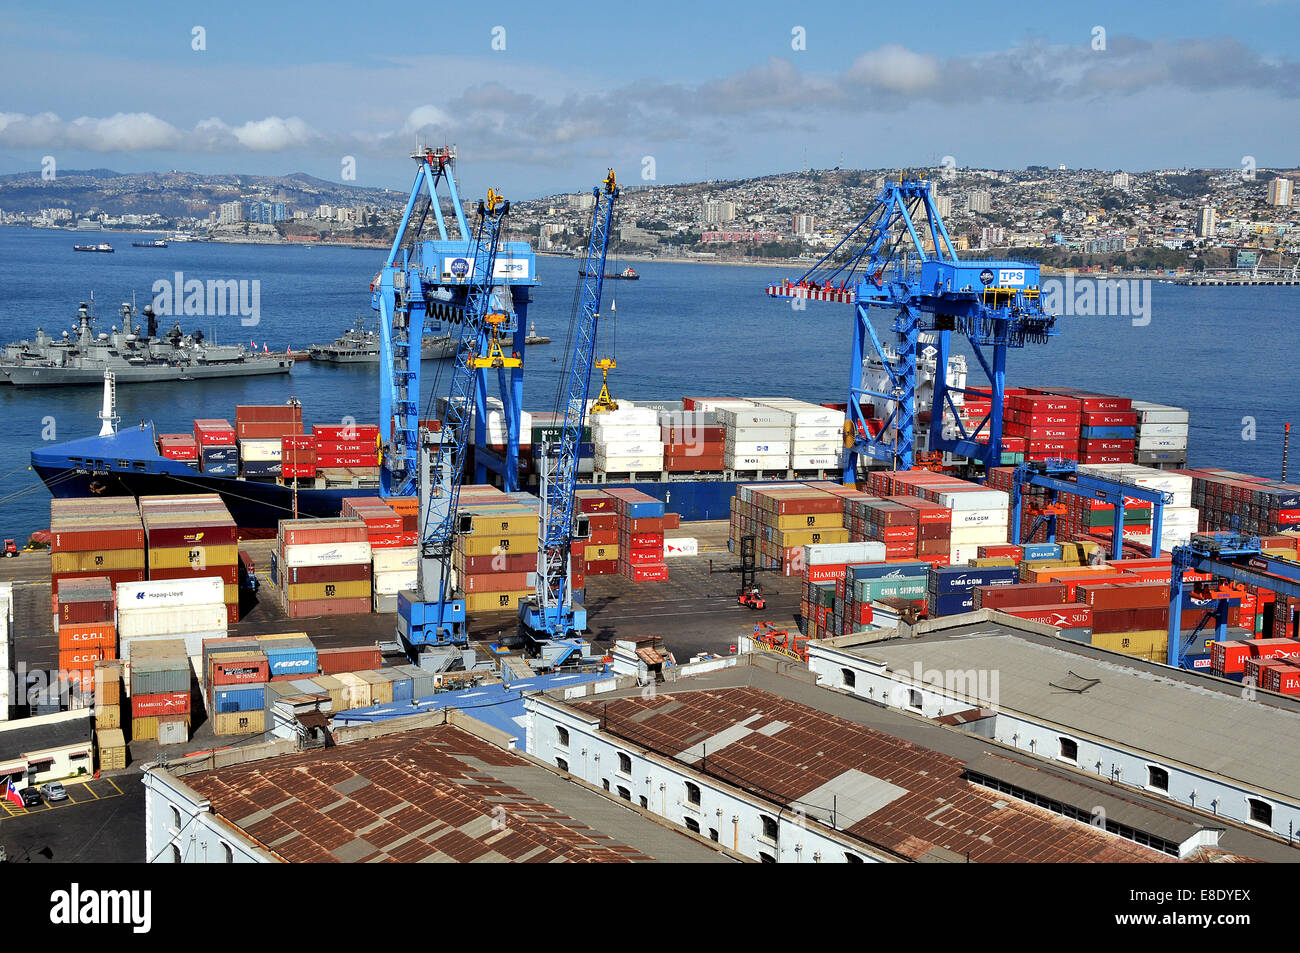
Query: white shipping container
[
  {"left": 718, "top": 407, "right": 793, "bottom": 428},
  {"left": 1132, "top": 422, "right": 1187, "bottom": 438},
  {"left": 948, "top": 544, "right": 984, "bottom": 566},
  {"left": 1138, "top": 433, "right": 1188, "bottom": 451},
  {"left": 118, "top": 603, "right": 228, "bottom": 638},
  {"left": 791, "top": 426, "right": 841, "bottom": 441},
  {"left": 595, "top": 441, "right": 665, "bottom": 457},
  {"left": 373, "top": 569, "right": 418, "bottom": 596},
  {"left": 791, "top": 454, "right": 841, "bottom": 469},
  {"left": 590, "top": 406, "right": 657, "bottom": 426},
  {"left": 726, "top": 440, "right": 789, "bottom": 457},
  {"left": 1130, "top": 401, "right": 1190, "bottom": 424},
  {"left": 805, "top": 540, "right": 886, "bottom": 565},
  {"left": 595, "top": 454, "right": 663, "bottom": 472},
  {"left": 690, "top": 398, "right": 755, "bottom": 413},
  {"left": 664, "top": 538, "right": 699, "bottom": 558},
  {"left": 936, "top": 489, "right": 1010, "bottom": 511},
  {"left": 725, "top": 453, "right": 789, "bottom": 471},
  {"left": 282, "top": 541, "right": 373, "bottom": 569},
  {"left": 950, "top": 508, "right": 1010, "bottom": 529},
  {"left": 117, "top": 577, "right": 224, "bottom": 609},
  {"left": 591, "top": 425, "right": 660, "bottom": 443},
  {"left": 239, "top": 439, "right": 283, "bottom": 461},
  {"left": 949, "top": 524, "right": 1012, "bottom": 546},
  {"left": 753, "top": 401, "right": 844, "bottom": 427},
  {"left": 790, "top": 439, "right": 840, "bottom": 454},
  {"left": 372, "top": 547, "right": 419, "bottom": 574},
  {"left": 725, "top": 426, "right": 792, "bottom": 443}
]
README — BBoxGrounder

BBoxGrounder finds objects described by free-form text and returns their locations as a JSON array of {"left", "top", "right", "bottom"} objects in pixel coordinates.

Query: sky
[{"left": 1, "top": 0, "right": 1298, "bottom": 199}]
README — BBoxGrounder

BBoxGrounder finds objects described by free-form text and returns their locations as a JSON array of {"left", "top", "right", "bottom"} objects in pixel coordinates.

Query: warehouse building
[
  {"left": 0, "top": 709, "right": 93, "bottom": 787},
  {"left": 807, "top": 612, "right": 1300, "bottom": 842},
  {"left": 524, "top": 655, "right": 1290, "bottom": 862},
  {"left": 143, "top": 709, "right": 733, "bottom": 863}
]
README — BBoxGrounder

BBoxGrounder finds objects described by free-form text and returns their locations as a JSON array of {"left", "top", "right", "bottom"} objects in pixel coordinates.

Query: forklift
[{"left": 710, "top": 535, "right": 773, "bottom": 610}]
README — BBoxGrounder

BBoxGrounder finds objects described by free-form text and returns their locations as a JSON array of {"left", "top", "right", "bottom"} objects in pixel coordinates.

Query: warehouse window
[
  {"left": 221, "top": 842, "right": 233, "bottom": 864},
  {"left": 841, "top": 668, "right": 856, "bottom": 689},
  {"left": 170, "top": 806, "right": 180, "bottom": 830},
  {"left": 1248, "top": 799, "right": 1273, "bottom": 828},
  {"left": 1147, "top": 766, "right": 1169, "bottom": 792},
  {"left": 908, "top": 689, "right": 923, "bottom": 711},
  {"left": 556, "top": 758, "right": 568, "bottom": 773},
  {"left": 685, "top": 781, "right": 701, "bottom": 806},
  {"left": 1058, "top": 738, "right": 1078, "bottom": 763},
  {"left": 844, "top": 852, "right": 863, "bottom": 863},
  {"left": 759, "top": 852, "right": 776, "bottom": 864},
  {"left": 639, "top": 796, "right": 648, "bottom": 809},
  {"left": 171, "top": 845, "right": 181, "bottom": 864},
  {"left": 617, "top": 752, "right": 632, "bottom": 775},
  {"left": 555, "top": 726, "right": 569, "bottom": 749},
  {"left": 709, "top": 828, "right": 719, "bottom": 843},
  {"left": 617, "top": 786, "right": 631, "bottom": 802},
  {"left": 760, "top": 814, "right": 778, "bottom": 842}
]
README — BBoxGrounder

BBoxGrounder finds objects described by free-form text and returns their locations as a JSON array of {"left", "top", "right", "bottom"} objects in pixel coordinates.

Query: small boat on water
[
  {"left": 131, "top": 239, "right": 168, "bottom": 248},
  {"left": 73, "top": 243, "right": 114, "bottom": 253},
  {"left": 578, "top": 266, "right": 638, "bottom": 280}
]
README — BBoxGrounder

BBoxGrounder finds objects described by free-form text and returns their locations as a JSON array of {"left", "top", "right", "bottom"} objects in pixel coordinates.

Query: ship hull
[{"left": 2, "top": 358, "right": 293, "bottom": 387}]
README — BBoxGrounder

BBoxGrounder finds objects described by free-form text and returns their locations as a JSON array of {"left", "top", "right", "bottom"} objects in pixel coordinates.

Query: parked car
[
  {"left": 40, "top": 781, "right": 67, "bottom": 803},
  {"left": 18, "top": 787, "right": 42, "bottom": 808}
]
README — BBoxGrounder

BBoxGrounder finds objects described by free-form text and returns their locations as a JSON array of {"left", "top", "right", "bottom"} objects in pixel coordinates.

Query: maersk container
[
  {"left": 211, "top": 684, "right": 266, "bottom": 714},
  {"left": 263, "top": 646, "right": 318, "bottom": 679}
]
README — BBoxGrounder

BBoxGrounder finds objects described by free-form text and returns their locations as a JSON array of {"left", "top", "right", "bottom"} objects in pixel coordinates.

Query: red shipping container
[
  {"left": 626, "top": 518, "right": 664, "bottom": 532},
  {"left": 625, "top": 532, "right": 665, "bottom": 549},
  {"left": 1263, "top": 664, "right": 1300, "bottom": 695},
  {"left": 210, "top": 655, "right": 270, "bottom": 685},
  {"left": 884, "top": 540, "right": 916, "bottom": 559},
  {"left": 283, "top": 465, "right": 318, "bottom": 478},
  {"left": 587, "top": 529, "right": 618, "bottom": 546},
  {"left": 58, "top": 598, "right": 114, "bottom": 625},
  {"left": 279, "top": 522, "right": 369, "bottom": 546},
  {"left": 317, "top": 455, "right": 380, "bottom": 468},
  {"left": 131, "top": 691, "right": 191, "bottom": 718},
  {"left": 280, "top": 562, "right": 371, "bottom": 585},
  {"left": 806, "top": 563, "right": 849, "bottom": 583},
  {"left": 625, "top": 548, "right": 663, "bottom": 566},
  {"left": 1082, "top": 411, "right": 1138, "bottom": 427},
  {"left": 313, "top": 424, "right": 380, "bottom": 440},
  {"left": 976, "top": 582, "right": 1069, "bottom": 609},
  {"left": 624, "top": 563, "right": 669, "bottom": 583},
  {"left": 148, "top": 564, "right": 239, "bottom": 585},
  {"left": 1002, "top": 604, "right": 1093, "bottom": 628},
  {"left": 316, "top": 646, "right": 382, "bottom": 675},
  {"left": 463, "top": 572, "right": 533, "bottom": 593},
  {"left": 283, "top": 596, "right": 372, "bottom": 618},
  {"left": 584, "top": 559, "right": 618, "bottom": 575},
  {"left": 368, "top": 532, "right": 417, "bottom": 549},
  {"left": 194, "top": 419, "right": 236, "bottom": 446}
]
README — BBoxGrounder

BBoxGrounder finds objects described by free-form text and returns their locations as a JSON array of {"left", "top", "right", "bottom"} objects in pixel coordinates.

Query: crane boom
[{"left": 518, "top": 170, "right": 619, "bottom": 649}]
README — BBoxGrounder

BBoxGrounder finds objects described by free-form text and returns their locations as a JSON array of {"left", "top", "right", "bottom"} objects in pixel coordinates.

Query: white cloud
[{"left": 844, "top": 45, "right": 941, "bottom": 94}]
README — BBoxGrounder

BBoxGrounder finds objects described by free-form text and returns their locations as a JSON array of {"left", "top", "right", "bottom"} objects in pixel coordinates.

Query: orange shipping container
[{"left": 57, "top": 622, "right": 117, "bottom": 652}]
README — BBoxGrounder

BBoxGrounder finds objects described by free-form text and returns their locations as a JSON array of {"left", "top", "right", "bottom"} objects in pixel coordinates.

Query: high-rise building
[
  {"left": 1112, "top": 172, "right": 1131, "bottom": 189},
  {"left": 1196, "top": 205, "right": 1217, "bottom": 238},
  {"left": 967, "top": 191, "right": 992, "bottom": 214},
  {"left": 933, "top": 195, "right": 953, "bottom": 218},
  {"left": 1268, "top": 178, "right": 1293, "bottom": 207},
  {"left": 979, "top": 226, "right": 1005, "bottom": 248},
  {"left": 792, "top": 213, "right": 815, "bottom": 237},
  {"left": 567, "top": 193, "right": 596, "bottom": 211},
  {"left": 218, "top": 201, "right": 244, "bottom": 225},
  {"left": 703, "top": 199, "right": 736, "bottom": 224}
]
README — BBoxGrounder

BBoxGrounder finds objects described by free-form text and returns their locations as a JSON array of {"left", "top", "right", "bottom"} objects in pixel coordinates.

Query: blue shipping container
[
  {"left": 1022, "top": 543, "right": 1061, "bottom": 561},
  {"left": 263, "top": 646, "right": 318, "bottom": 678},
  {"left": 850, "top": 561, "right": 931, "bottom": 581},
  {"left": 242, "top": 460, "right": 282, "bottom": 477},
  {"left": 931, "top": 592, "right": 973, "bottom": 615},
  {"left": 623, "top": 499, "right": 665, "bottom": 518},
  {"left": 211, "top": 685, "right": 266, "bottom": 714},
  {"left": 929, "top": 565, "right": 1020, "bottom": 596},
  {"left": 201, "top": 446, "right": 238, "bottom": 462},
  {"left": 391, "top": 677, "right": 413, "bottom": 703},
  {"left": 202, "top": 463, "right": 238, "bottom": 476},
  {"left": 1081, "top": 426, "right": 1136, "bottom": 439}
]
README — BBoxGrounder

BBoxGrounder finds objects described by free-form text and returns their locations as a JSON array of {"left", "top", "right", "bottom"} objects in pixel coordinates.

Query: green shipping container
[{"left": 853, "top": 577, "right": 928, "bottom": 601}]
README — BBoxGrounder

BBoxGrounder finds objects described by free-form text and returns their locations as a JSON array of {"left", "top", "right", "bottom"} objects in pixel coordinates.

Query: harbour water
[{"left": 0, "top": 225, "right": 1295, "bottom": 543}]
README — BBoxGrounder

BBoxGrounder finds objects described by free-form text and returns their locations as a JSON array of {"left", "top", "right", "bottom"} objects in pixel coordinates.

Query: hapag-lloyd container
[
  {"left": 281, "top": 541, "right": 372, "bottom": 569},
  {"left": 117, "top": 603, "right": 228, "bottom": 638},
  {"left": 117, "top": 576, "right": 225, "bottom": 608}
]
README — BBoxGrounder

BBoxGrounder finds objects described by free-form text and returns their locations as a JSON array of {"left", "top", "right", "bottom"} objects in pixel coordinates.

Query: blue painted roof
[{"left": 330, "top": 670, "right": 612, "bottom": 750}]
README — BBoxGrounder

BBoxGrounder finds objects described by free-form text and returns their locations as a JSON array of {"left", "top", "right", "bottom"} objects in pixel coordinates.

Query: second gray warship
[{"left": 0, "top": 299, "right": 294, "bottom": 387}]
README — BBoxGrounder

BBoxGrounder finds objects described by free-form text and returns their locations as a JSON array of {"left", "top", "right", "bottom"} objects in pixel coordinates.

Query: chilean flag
[{"left": 5, "top": 779, "right": 23, "bottom": 807}]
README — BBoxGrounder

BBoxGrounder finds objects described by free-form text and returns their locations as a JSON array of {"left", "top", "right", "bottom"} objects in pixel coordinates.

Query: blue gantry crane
[
  {"left": 372, "top": 147, "right": 536, "bottom": 499},
  {"left": 766, "top": 176, "right": 1057, "bottom": 478},
  {"left": 1168, "top": 533, "right": 1300, "bottom": 669},
  {"left": 393, "top": 185, "right": 515, "bottom": 649},
  {"left": 516, "top": 170, "right": 621, "bottom": 666},
  {"left": 1008, "top": 459, "right": 1171, "bottom": 560}
]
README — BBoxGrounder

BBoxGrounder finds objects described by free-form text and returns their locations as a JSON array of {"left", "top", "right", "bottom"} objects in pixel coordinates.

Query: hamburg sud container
[
  {"left": 140, "top": 493, "right": 241, "bottom": 623},
  {"left": 49, "top": 498, "right": 146, "bottom": 596},
  {"left": 277, "top": 518, "right": 372, "bottom": 618}
]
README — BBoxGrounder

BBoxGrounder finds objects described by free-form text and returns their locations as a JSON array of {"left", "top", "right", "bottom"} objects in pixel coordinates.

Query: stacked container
[
  {"left": 55, "top": 577, "right": 116, "bottom": 689},
  {"left": 719, "top": 402, "right": 792, "bottom": 474},
  {"left": 341, "top": 498, "right": 417, "bottom": 612},
  {"left": 577, "top": 489, "right": 619, "bottom": 577},
  {"left": 750, "top": 398, "right": 843, "bottom": 471},
  {"left": 660, "top": 410, "right": 724, "bottom": 473},
  {"left": 1181, "top": 468, "right": 1300, "bottom": 537},
  {"left": 140, "top": 494, "right": 240, "bottom": 623},
  {"left": 194, "top": 419, "right": 238, "bottom": 475},
  {"left": 604, "top": 487, "right": 669, "bottom": 582},
  {"left": 128, "top": 639, "right": 191, "bottom": 743},
  {"left": 1130, "top": 400, "right": 1190, "bottom": 468},
  {"left": 93, "top": 659, "right": 122, "bottom": 732},
  {"left": 116, "top": 576, "right": 228, "bottom": 689},
  {"left": 845, "top": 499, "right": 918, "bottom": 560},
  {"left": 50, "top": 498, "right": 146, "bottom": 594},
  {"left": 927, "top": 565, "right": 1021, "bottom": 616},
  {"left": 276, "top": 518, "right": 373, "bottom": 617},
  {"left": 1075, "top": 464, "right": 1198, "bottom": 549},
  {"left": 454, "top": 486, "right": 540, "bottom": 614},
  {"left": 1002, "top": 392, "right": 1081, "bottom": 463},
  {"left": 281, "top": 433, "right": 317, "bottom": 480},
  {"left": 313, "top": 423, "right": 380, "bottom": 480},
  {"left": 97, "top": 727, "right": 127, "bottom": 771},
  {"left": 207, "top": 645, "right": 270, "bottom": 737},
  {"left": 591, "top": 404, "right": 663, "bottom": 475},
  {"left": 529, "top": 413, "right": 594, "bottom": 477},
  {"left": 729, "top": 483, "right": 848, "bottom": 575},
  {"left": 235, "top": 403, "right": 304, "bottom": 440}
]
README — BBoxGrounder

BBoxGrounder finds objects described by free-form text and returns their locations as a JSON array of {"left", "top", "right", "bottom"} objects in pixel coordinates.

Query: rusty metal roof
[
  {"left": 571, "top": 686, "right": 1179, "bottom": 864},
  {"left": 183, "top": 725, "right": 664, "bottom": 863}
]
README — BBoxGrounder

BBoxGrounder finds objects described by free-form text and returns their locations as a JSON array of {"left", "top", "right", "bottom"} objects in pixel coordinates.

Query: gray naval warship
[
  {"left": 0, "top": 299, "right": 294, "bottom": 387},
  {"left": 307, "top": 314, "right": 456, "bottom": 364}
]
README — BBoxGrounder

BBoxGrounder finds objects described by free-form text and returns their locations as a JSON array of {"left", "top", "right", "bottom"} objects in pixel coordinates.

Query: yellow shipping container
[
  {"left": 464, "top": 589, "right": 532, "bottom": 614},
  {"left": 456, "top": 532, "right": 538, "bottom": 557},
  {"left": 334, "top": 672, "right": 371, "bottom": 710},
  {"left": 1090, "top": 629, "right": 1167, "bottom": 661},
  {"left": 51, "top": 548, "right": 145, "bottom": 573},
  {"left": 358, "top": 670, "right": 392, "bottom": 705},
  {"left": 253, "top": 631, "right": 310, "bottom": 644},
  {"left": 773, "top": 511, "right": 845, "bottom": 530},
  {"left": 460, "top": 510, "right": 540, "bottom": 537},
  {"left": 585, "top": 544, "right": 619, "bottom": 561},
  {"left": 773, "top": 528, "right": 849, "bottom": 548},
  {"left": 94, "top": 705, "right": 121, "bottom": 730},
  {"left": 147, "top": 544, "right": 239, "bottom": 570},
  {"left": 131, "top": 715, "right": 158, "bottom": 741},
  {"left": 94, "top": 662, "right": 122, "bottom": 707},
  {"left": 311, "top": 674, "right": 347, "bottom": 713},
  {"left": 213, "top": 710, "right": 265, "bottom": 736},
  {"left": 970, "top": 557, "right": 1017, "bottom": 567},
  {"left": 224, "top": 583, "right": 239, "bottom": 605},
  {"left": 285, "top": 579, "right": 372, "bottom": 602}
]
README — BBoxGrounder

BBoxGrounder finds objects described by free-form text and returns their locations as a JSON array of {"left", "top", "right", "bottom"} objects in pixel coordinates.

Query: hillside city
[{"left": 3, "top": 165, "right": 1298, "bottom": 273}]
